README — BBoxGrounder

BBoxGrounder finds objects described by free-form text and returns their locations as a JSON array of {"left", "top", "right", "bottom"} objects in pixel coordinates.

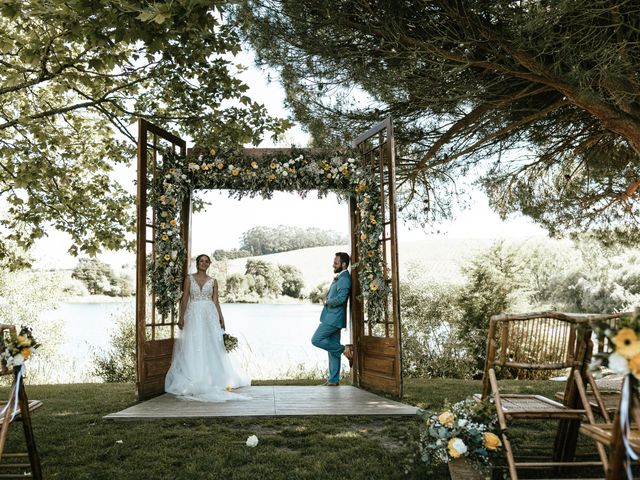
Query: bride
[{"left": 165, "top": 254, "right": 251, "bottom": 401}]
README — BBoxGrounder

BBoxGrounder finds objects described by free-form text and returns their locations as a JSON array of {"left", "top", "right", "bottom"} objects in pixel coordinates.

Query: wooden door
[
  {"left": 136, "top": 119, "right": 189, "bottom": 400},
  {"left": 350, "top": 117, "right": 403, "bottom": 398}
]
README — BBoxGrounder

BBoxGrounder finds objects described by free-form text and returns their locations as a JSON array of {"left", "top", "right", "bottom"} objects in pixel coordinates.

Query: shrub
[
  {"left": 279, "top": 264, "right": 304, "bottom": 298},
  {"left": 400, "top": 279, "right": 473, "bottom": 378},
  {"left": 309, "top": 282, "right": 329, "bottom": 303},
  {"left": 92, "top": 315, "right": 136, "bottom": 383}
]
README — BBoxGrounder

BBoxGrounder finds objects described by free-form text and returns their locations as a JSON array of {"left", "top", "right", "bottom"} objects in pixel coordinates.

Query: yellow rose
[
  {"left": 251, "top": 161, "right": 258, "bottom": 169},
  {"left": 169, "top": 219, "right": 177, "bottom": 226},
  {"left": 360, "top": 233, "right": 366, "bottom": 241},
  {"left": 21, "top": 348, "right": 32, "bottom": 360},
  {"left": 171, "top": 198, "right": 177, "bottom": 205},
  {"left": 230, "top": 168, "right": 239, "bottom": 176},
  {"left": 164, "top": 254, "right": 171, "bottom": 261},
  {"left": 200, "top": 163, "right": 207, "bottom": 170},
  {"left": 438, "top": 411, "right": 454, "bottom": 427},
  {"left": 288, "top": 167, "right": 296, "bottom": 174},
  {"left": 613, "top": 328, "right": 640, "bottom": 359},
  {"left": 159, "top": 195, "right": 166, "bottom": 203},
  {"left": 367, "top": 251, "right": 375, "bottom": 257},
  {"left": 629, "top": 353, "right": 640, "bottom": 380},
  {"left": 370, "top": 215, "right": 377, "bottom": 225},
  {"left": 161, "top": 234, "right": 169, "bottom": 241},
  {"left": 216, "top": 163, "right": 224, "bottom": 170},
  {"left": 270, "top": 162, "right": 277, "bottom": 169},
  {"left": 209, "top": 147, "right": 216, "bottom": 156},
  {"left": 17, "top": 336, "right": 31, "bottom": 347},
  {"left": 370, "top": 281, "right": 379, "bottom": 291},
  {"left": 268, "top": 174, "right": 276, "bottom": 181},
  {"left": 483, "top": 432, "right": 502, "bottom": 451}
]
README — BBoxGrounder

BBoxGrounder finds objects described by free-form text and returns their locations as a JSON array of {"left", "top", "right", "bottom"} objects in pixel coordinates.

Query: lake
[{"left": 38, "top": 300, "right": 351, "bottom": 383}]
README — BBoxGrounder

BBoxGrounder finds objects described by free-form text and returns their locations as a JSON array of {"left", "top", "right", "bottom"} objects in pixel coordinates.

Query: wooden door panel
[
  {"left": 351, "top": 117, "right": 403, "bottom": 398},
  {"left": 136, "top": 119, "right": 187, "bottom": 400}
]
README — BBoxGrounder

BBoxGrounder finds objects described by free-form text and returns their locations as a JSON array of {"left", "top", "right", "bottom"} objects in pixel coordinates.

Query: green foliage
[
  {"left": 245, "top": 259, "right": 282, "bottom": 297},
  {"left": 400, "top": 278, "right": 472, "bottom": 379},
  {"left": 212, "top": 248, "right": 252, "bottom": 261},
  {"left": 92, "top": 315, "right": 136, "bottom": 383},
  {"left": 71, "top": 258, "right": 133, "bottom": 297},
  {"left": 241, "top": 226, "right": 347, "bottom": 256},
  {"left": 278, "top": 264, "right": 304, "bottom": 298},
  {"left": 239, "top": 1, "right": 640, "bottom": 242},
  {"left": 309, "top": 281, "right": 329, "bottom": 304},
  {"left": 1, "top": 1, "right": 289, "bottom": 269}
]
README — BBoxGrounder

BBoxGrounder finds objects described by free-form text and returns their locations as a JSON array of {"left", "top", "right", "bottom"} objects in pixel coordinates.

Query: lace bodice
[{"left": 190, "top": 275, "right": 214, "bottom": 302}]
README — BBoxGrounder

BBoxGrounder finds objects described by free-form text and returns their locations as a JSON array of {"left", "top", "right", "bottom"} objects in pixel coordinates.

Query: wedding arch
[{"left": 135, "top": 118, "right": 402, "bottom": 400}]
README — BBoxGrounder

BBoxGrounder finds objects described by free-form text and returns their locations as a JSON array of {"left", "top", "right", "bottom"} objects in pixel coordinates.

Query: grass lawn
[{"left": 2, "top": 378, "right": 604, "bottom": 479}]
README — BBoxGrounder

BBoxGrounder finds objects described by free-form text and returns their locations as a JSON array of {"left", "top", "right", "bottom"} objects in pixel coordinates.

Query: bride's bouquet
[{"left": 222, "top": 333, "right": 238, "bottom": 352}]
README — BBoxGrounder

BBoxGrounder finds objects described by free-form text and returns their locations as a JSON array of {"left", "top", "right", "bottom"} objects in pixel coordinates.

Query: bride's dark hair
[{"left": 195, "top": 254, "right": 211, "bottom": 264}]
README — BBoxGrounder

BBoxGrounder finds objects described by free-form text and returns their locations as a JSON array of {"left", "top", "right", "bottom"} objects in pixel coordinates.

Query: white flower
[
  {"left": 246, "top": 435, "right": 259, "bottom": 447},
  {"left": 448, "top": 437, "right": 467, "bottom": 457},
  {"left": 170, "top": 250, "right": 177, "bottom": 260},
  {"left": 608, "top": 352, "right": 630, "bottom": 374},
  {"left": 12, "top": 354, "right": 24, "bottom": 366},
  {"left": 458, "top": 419, "right": 468, "bottom": 427},
  {"left": 188, "top": 163, "right": 200, "bottom": 171}
]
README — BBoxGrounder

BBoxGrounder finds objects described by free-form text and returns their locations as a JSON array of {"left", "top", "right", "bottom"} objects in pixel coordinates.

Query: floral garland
[
  {"left": 0, "top": 325, "right": 40, "bottom": 371},
  {"left": 151, "top": 147, "right": 389, "bottom": 325},
  {"left": 417, "top": 398, "right": 502, "bottom": 471}
]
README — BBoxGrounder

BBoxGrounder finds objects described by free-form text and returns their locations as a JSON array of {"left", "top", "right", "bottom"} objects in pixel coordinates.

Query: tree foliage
[
  {"left": 238, "top": 1, "right": 640, "bottom": 242},
  {"left": 1, "top": 1, "right": 288, "bottom": 269},
  {"left": 278, "top": 264, "right": 304, "bottom": 298},
  {"left": 71, "top": 258, "right": 133, "bottom": 296},
  {"left": 240, "top": 225, "right": 347, "bottom": 255}
]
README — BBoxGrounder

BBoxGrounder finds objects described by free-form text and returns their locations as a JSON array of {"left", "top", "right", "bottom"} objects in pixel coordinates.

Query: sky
[{"left": 29, "top": 50, "right": 547, "bottom": 270}]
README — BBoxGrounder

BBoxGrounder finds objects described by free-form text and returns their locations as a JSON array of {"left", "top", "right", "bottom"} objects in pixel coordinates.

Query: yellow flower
[
  {"left": 369, "top": 215, "right": 377, "bottom": 225},
  {"left": 160, "top": 222, "right": 166, "bottom": 228},
  {"left": 270, "top": 162, "right": 277, "bottom": 169},
  {"left": 216, "top": 163, "right": 224, "bottom": 170},
  {"left": 200, "top": 163, "right": 207, "bottom": 170},
  {"left": 171, "top": 198, "right": 177, "bottom": 205},
  {"left": 159, "top": 195, "right": 166, "bottom": 203},
  {"left": 629, "top": 353, "right": 640, "bottom": 380},
  {"left": 231, "top": 168, "right": 240, "bottom": 176},
  {"left": 17, "top": 336, "right": 31, "bottom": 347},
  {"left": 164, "top": 254, "right": 171, "bottom": 261},
  {"left": 169, "top": 219, "right": 177, "bottom": 226},
  {"left": 209, "top": 147, "right": 217, "bottom": 156},
  {"left": 447, "top": 438, "right": 467, "bottom": 459},
  {"left": 367, "top": 250, "right": 375, "bottom": 257},
  {"left": 360, "top": 233, "right": 366, "bottom": 241},
  {"left": 288, "top": 167, "right": 296, "bottom": 174},
  {"left": 161, "top": 234, "right": 169, "bottom": 241},
  {"left": 251, "top": 161, "right": 258, "bottom": 169},
  {"left": 268, "top": 174, "right": 276, "bottom": 181},
  {"left": 483, "top": 432, "right": 502, "bottom": 451},
  {"left": 326, "top": 173, "right": 332, "bottom": 179},
  {"left": 438, "top": 411, "right": 454, "bottom": 427},
  {"left": 613, "top": 328, "right": 640, "bottom": 359},
  {"left": 21, "top": 348, "right": 32, "bottom": 360},
  {"left": 356, "top": 181, "right": 367, "bottom": 192},
  {"left": 169, "top": 168, "right": 176, "bottom": 174},
  {"left": 370, "top": 280, "right": 379, "bottom": 291}
]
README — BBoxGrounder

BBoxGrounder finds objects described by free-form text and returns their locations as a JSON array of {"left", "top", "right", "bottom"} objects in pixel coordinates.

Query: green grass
[{"left": 1, "top": 378, "right": 606, "bottom": 479}]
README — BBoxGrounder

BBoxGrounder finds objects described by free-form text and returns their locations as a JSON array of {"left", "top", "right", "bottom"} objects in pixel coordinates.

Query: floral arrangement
[
  {"left": 0, "top": 326, "right": 40, "bottom": 371},
  {"left": 591, "top": 311, "right": 640, "bottom": 392},
  {"left": 151, "top": 148, "right": 390, "bottom": 326},
  {"left": 223, "top": 333, "right": 238, "bottom": 353},
  {"left": 417, "top": 398, "right": 502, "bottom": 471}
]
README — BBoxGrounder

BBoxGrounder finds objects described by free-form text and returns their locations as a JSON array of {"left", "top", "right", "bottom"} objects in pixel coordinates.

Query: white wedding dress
[{"left": 165, "top": 275, "right": 251, "bottom": 402}]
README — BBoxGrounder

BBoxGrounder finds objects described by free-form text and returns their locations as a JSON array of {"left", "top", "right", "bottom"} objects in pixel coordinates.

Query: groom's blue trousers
[{"left": 311, "top": 322, "right": 344, "bottom": 384}]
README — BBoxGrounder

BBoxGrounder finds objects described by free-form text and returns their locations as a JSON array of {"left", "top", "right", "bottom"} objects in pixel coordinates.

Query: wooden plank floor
[{"left": 103, "top": 386, "right": 418, "bottom": 420}]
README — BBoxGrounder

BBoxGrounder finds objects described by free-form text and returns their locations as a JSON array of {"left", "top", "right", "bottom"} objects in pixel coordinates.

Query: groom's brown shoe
[
  {"left": 343, "top": 344, "right": 354, "bottom": 367},
  {"left": 323, "top": 382, "right": 339, "bottom": 386}
]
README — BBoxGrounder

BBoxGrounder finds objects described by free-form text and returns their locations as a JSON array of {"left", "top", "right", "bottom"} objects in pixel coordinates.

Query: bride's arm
[
  {"left": 212, "top": 279, "right": 225, "bottom": 330},
  {"left": 178, "top": 275, "right": 190, "bottom": 329}
]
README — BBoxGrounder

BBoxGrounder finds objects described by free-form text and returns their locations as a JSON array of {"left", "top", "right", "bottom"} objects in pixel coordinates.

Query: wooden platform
[{"left": 103, "top": 386, "right": 419, "bottom": 420}]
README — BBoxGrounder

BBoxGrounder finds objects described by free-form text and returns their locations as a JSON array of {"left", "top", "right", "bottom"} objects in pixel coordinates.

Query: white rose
[
  {"left": 458, "top": 419, "right": 468, "bottom": 427},
  {"left": 246, "top": 435, "right": 259, "bottom": 448},
  {"left": 608, "top": 352, "right": 630, "bottom": 374},
  {"left": 12, "top": 354, "right": 24, "bottom": 366}
]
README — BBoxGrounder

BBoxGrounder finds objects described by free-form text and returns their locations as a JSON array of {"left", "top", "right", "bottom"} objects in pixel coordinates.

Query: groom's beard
[{"left": 333, "top": 266, "right": 342, "bottom": 274}]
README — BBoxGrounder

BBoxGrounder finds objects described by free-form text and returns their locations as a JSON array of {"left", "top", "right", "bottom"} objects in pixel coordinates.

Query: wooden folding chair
[
  {"left": 0, "top": 326, "right": 42, "bottom": 479},
  {"left": 480, "top": 311, "right": 613, "bottom": 479},
  {"left": 579, "top": 376, "right": 640, "bottom": 479}
]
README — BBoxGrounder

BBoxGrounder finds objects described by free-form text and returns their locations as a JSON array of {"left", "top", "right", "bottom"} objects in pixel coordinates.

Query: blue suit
[{"left": 311, "top": 270, "right": 351, "bottom": 383}]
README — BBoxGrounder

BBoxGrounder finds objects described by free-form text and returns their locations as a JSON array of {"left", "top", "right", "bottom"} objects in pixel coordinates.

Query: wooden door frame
[
  {"left": 349, "top": 116, "right": 403, "bottom": 398},
  {"left": 136, "top": 119, "right": 188, "bottom": 400}
]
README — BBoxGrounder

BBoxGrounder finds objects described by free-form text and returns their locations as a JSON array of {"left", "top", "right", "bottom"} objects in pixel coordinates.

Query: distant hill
[{"left": 223, "top": 237, "right": 547, "bottom": 292}]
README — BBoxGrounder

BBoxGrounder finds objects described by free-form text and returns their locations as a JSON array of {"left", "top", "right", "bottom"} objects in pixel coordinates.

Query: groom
[{"left": 311, "top": 252, "right": 353, "bottom": 386}]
